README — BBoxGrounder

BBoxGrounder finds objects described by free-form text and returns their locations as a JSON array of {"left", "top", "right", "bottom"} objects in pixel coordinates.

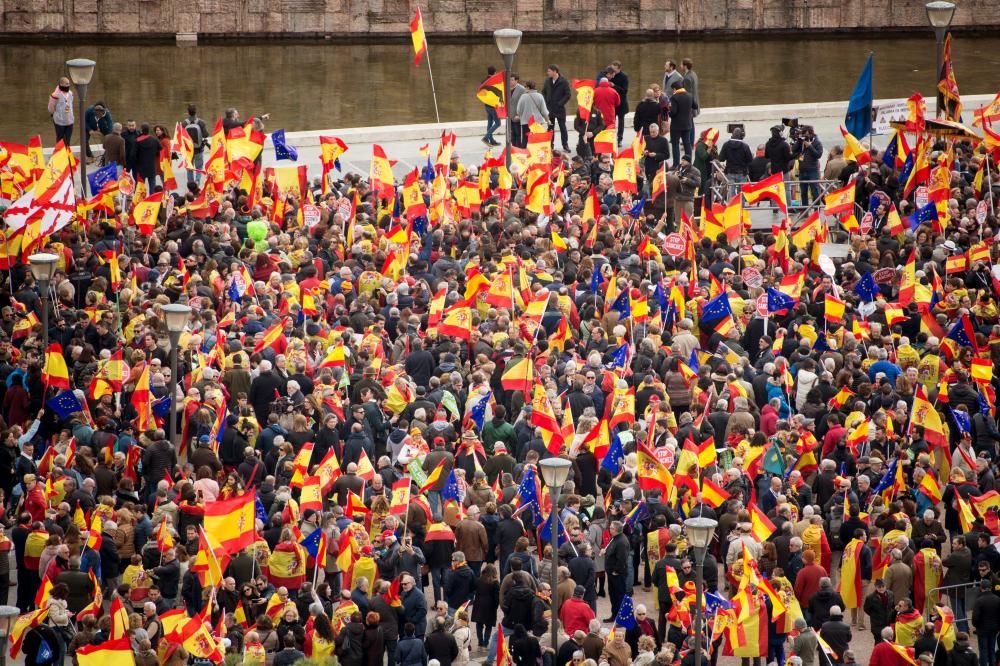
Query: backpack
[{"left": 184, "top": 117, "right": 204, "bottom": 148}]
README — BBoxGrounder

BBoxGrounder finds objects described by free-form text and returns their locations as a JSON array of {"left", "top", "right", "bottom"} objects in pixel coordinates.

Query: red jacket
[
  {"left": 24, "top": 485, "right": 47, "bottom": 523},
  {"left": 559, "top": 597, "right": 596, "bottom": 636},
  {"left": 869, "top": 640, "right": 912, "bottom": 666},
  {"left": 593, "top": 82, "right": 620, "bottom": 129},
  {"left": 793, "top": 563, "right": 826, "bottom": 606},
  {"left": 821, "top": 424, "right": 847, "bottom": 458}
]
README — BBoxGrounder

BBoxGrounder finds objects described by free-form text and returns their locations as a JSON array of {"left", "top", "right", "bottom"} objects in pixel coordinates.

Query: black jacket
[
  {"left": 818, "top": 619, "right": 851, "bottom": 662},
  {"left": 335, "top": 621, "right": 366, "bottom": 666},
  {"left": 443, "top": 563, "right": 476, "bottom": 609},
  {"left": 633, "top": 100, "right": 661, "bottom": 135},
  {"left": 719, "top": 139, "right": 753, "bottom": 175},
  {"left": 668, "top": 91, "right": 694, "bottom": 132},
  {"left": 219, "top": 427, "right": 249, "bottom": 467},
  {"left": 425, "top": 628, "right": 459, "bottom": 666},
  {"left": 973, "top": 590, "right": 1000, "bottom": 634},
  {"left": 764, "top": 137, "right": 793, "bottom": 174},
  {"left": 604, "top": 532, "right": 630, "bottom": 576},
  {"left": 542, "top": 75, "right": 572, "bottom": 116},
  {"left": 501, "top": 583, "right": 535, "bottom": 630}
]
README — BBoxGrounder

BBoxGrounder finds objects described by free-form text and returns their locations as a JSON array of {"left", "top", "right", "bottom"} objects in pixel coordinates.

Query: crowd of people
[{"left": 5, "top": 53, "right": 1000, "bottom": 666}]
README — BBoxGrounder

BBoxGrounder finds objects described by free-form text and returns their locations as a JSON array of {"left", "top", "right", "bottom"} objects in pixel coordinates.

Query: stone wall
[{"left": 3, "top": 0, "right": 998, "bottom": 37}]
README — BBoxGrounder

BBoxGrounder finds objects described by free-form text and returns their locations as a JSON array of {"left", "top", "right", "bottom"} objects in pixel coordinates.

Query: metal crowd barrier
[{"left": 924, "top": 582, "right": 980, "bottom": 627}]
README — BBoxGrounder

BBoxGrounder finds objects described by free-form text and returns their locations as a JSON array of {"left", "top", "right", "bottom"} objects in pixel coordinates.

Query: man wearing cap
[{"left": 560, "top": 584, "right": 596, "bottom": 637}]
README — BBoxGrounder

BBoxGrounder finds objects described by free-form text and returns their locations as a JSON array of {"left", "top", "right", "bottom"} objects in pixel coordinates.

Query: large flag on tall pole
[
  {"left": 937, "top": 33, "right": 962, "bottom": 122},
  {"left": 844, "top": 54, "right": 873, "bottom": 139},
  {"left": 409, "top": 8, "right": 427, "bottom": 66}
]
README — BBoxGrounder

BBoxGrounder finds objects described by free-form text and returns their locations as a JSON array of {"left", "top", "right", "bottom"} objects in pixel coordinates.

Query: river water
[{"left": 5, "top": 35, "right": 999, "bottom": 142}]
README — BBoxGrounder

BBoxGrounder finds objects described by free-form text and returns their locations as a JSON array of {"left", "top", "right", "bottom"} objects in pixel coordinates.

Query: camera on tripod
[{"left": 782, "top": 117, "right": 813, "bottom": 142}]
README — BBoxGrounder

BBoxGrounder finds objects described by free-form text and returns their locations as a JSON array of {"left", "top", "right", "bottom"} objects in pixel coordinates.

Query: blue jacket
[
  {"left": 84, "top": 105, "right": 113, "bottom": 134},
  {"left": 397, "top": 635, "right": 427, "bottom": 666},
  {"left": 401, "top": 588, "right": 428, "bottom": 636}
]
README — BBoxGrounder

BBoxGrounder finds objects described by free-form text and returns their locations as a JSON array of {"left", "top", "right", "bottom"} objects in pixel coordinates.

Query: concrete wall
[{"left": 3, "top": 0, "right": 999, "bottom": 37}]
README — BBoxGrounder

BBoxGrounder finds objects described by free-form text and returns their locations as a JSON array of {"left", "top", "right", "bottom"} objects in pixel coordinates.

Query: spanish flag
[
  {"left": 437, "top": 301, "right": 473, "bottom": 340},
  {"left": 427, "top": 286, "right": 448, "bottom": 329},
  {"left": 290, "top": 441, "right": 316, "bottom": 488},
  {"left": 160, "top": 609, "right": 225, "bottom": 663},
  {"left": 838, "top": 538, "right": 864, "bottom": 609},
  {"left": 8, "top": 607, "right": 49, "bottom": 659},
  {"left": 420, "top": 459, "right": 448, "bottom": 493},
  {"left": 409, "top": 7, "right": 427, "bottom": 66},
  {"left": 574, "top": 79, "right": 595, "bottom": 120},
  {"left": 636, "top": 442, "right": 673, "bottom": 498},
  {"left": 612, "top": 147, "right": 637, "bottom": 194},
  {"left": 741, "top": 172, "right": 787, "bottom": 214},
  {"left": 501, "top": 357, "right": 534, "bottom": 393},
  {"left": 131, "top": 191, "right": 163, "bottom": 235},
  {"left": 476, "top": 70, "right": 506, "bottom": 109},
  {"left": 894, "top": 609, "right": 923, "bottom": 646},
  {"left": 790, "top": 210, "right": 823, "bottom": 249},
  {"left": 918, "top": 469, "right": 943, "bottom": 503},
  {"left": 840, "top": 124, "right": 871, "bottom": 164},
  {"left": 320, "top": 342, "right": 346, "bottom": 368},
  {"left": 253, "top": 318, "right": 287, "bottom": 353},
  {"left": 42, "top": 343, "right": 71, "bottom": 390},
  {"left": 582, "top": 185, "right": 600, "bottom": 222},
  {"left": 300, "top": 475, "right": 323, "bottom": 512},
  {"left": 829, "top": 386, "right": 856, "bottom": 410},
  {"left": 369, "top": 144, "right": 395, "bottom": 199},
  {"left": 551, "top": 229, "right": 568, "bottom": 251},
  {"left": 204, "top": 491, "right": 256, "bottom": 554},
  {"left": 130, "top": 362, "right": 155, "bottom": 433},
  {"left": 824, "top": 293, "right": 846, "bottom": 324},
  {"left": 530, "top": 383, "right": 564, "bottom": 454},
  {"left": 267, "top": 540, "right": 307, "bottom": 589},
  {"left": 823, "top": 181, "right": 855, "bottom": 217},
  {"left": 913, "top": 547, "right": 942, "bottom": 614},
  {"left": 910, "top": 386, "right": 947, "bottom": 449},
  {"left": 593, "top": 128, "right": 616, "bottom": 155},
  {"left": 701, "top": 478, "right": 731, "bottom": 509},
  {"left": 972, "top": 358, "right": 993, "bottom": 384},
  {"left": 749, "top": 502, "right": 776, "bottom": 542},
  {"left": 390, "top": 478, "right": 411, "bottom": 515},
  {"left": 76, "top": 637, "right": 135, "bottom": 666}
]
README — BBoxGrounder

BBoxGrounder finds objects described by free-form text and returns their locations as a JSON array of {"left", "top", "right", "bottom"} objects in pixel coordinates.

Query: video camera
[{"left": 782, "top": 117, "right": 813, "bottom": 142}]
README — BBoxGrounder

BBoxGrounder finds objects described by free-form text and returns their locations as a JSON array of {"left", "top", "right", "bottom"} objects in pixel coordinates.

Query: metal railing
[
  {"left": 709, "top": 165, "right": 844, "bottom": 227},
  {"left": 924, "top": 582, "right": 979, "bottom": 627}
]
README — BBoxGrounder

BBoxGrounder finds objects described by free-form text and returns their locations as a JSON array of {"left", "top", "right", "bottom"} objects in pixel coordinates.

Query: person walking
[
  {"left": 542, "top": 65, "right": 571, "bottom": 153},
  {"left": 481, "top": 67, "right": 502, "bottom": 147}
]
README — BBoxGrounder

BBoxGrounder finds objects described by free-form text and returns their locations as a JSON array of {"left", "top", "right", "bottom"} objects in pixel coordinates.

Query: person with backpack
[{"left": 181, "top": 104, "right": 209, "bottom": 185}]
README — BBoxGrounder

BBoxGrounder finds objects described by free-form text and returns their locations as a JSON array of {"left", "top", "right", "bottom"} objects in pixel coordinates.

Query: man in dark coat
[
  {"left": 134, "top": 124, "right": 161, "bottom": 190},
  {"left": 667, "top": 81, "right": 694, "bottom": 167},
  {"left": 603, "top": 520, "right": 630, "bottom": 621},
  {"left": 542, "top": 65, "right": 572, "bottom": 153},
  {"left": 425, "top": 616, "right": 459, "bottom": 666},
  {"left": 819, "top": 606, "right": 851, "bottom": 665},
  {"left": 443, "top": 551, "right": 476, "bottom": 613},
  {"left": 248, "top": 360, "right": 285, "bottom": 424}
]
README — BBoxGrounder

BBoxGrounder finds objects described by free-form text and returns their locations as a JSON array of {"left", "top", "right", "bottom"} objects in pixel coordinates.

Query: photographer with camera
[
  {"left": 792, "top": 124, "right": 824, "bottom": 206},
  {"left": 719, "top": 124, "right": 753, "bottom": 185}
]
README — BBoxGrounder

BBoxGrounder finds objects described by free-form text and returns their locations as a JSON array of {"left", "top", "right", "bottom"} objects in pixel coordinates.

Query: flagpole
[{"left": 419, "top": 15, "right": 442, "bottom": 125}]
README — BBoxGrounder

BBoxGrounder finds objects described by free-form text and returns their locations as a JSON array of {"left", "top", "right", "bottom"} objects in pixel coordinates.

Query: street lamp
[
  {"left": 539, "top": 457, "right": 572, "bottom": 652},
  {"left": 28, "top": 253, "right": 58, "bottom": 349},
  {"left": 684, "top": 516, "right": 718, "bottom": 666},
  {"left": 493, "top": 28, "right": 522, "bottom": 171},
  {"left": 162, "top": 303, "right": 191, "bottom": 450},
  {"left": 65, "top": 58, "right": 96, "bottom": 197},
  {"left": 0, "top": 605, "right": 20, "bottom": 666},
  {"left": 925, "top": 1, "right": 955, "bottom": 117}
]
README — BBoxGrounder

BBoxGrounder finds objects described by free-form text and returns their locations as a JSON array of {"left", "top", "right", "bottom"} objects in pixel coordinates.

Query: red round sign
[
  {"left": 756, "top": 293, "right": 768, "bottom": 316},
  {"left": 664, "top": 233, "right": 686, "bottom": 257},
  {"left": 860, "top": 212, "right": 873, "bottom": 235}
]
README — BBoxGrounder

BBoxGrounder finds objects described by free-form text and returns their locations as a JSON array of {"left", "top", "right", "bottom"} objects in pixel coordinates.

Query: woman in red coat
[{"left": 23, "top": 474, "right": 48, "bottom": 523}]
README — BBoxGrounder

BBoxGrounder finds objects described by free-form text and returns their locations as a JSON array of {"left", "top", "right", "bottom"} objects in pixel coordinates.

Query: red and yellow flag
[
  {"left": 42, "top": 343, "right": 71, "bottom": 390},
  {"left": 409, "top": 8, "right": 427, "bottom": 66},
  {"left": 838, "top": 538, "right": 864, "bottom": 609},
  {"left": 203, "top": 491, "right": 257, "bottom": 554}
]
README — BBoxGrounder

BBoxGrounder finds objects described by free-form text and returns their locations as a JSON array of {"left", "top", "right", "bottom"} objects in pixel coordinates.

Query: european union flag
[
  {"left": 87, "top": 162, "right": 119, "bottom": 194},
  {"left": 300, "top": 527, "right": 322, "bottom": 557},
  {"left": 412, "top": 215, "right": 428, "bottom": 237},
  {"left": 909, "top": 201, "right": 938, "bottom": 231},
  {"left": 421, "top": 156, "right": 435, "bottom": 182},
  {"left": 516, "top": 466, "right": 539, "bottom": 509},
  {"left": 688, "top": 349, "right": 700, "bottom": 373},
  {"left": 610, "top": 290, "right": 631, "bottom": 320},
  {"left": 766, "top": 287, "right": 795, "bottom": 313},
  {"left": 255, "top": 496, "right": 269, "bottom": 522},
  {"left": 947, "top": 315, "right": 978, "bottom": 349},
  {"left": 627, "top": 196, "right": 646, "bottom": 218},
  {"left": 979, "top": 391, "right": 994, "bottom": 418},
  {"left": 46, "top": 390, "right": 84, "bottom": 419},
  {"left": 813, "top": 332, "right": 831, "bottom": 352},
  {"left": 469, "top": 391, "right": 491, "bottom": 431},
  {"left": 624, "top": 501, "right": 649, "bottom": 530},
  {"left": 609, "top": 344, "right": 629, "bottom": 369},
  {"left": 538, "top": 511, "right": 568, "bottom": 547},
  {"left": 855, "top": 272, "right": 879, "bottom": 303},
  {"left": 700, "top": 293, "right": 733, "bottom": 325},
  {"left": 704, "top": 591, "right": 735, "bottom": 615},
  {"left": 600, "top": 433, "right": 625, "bottom": 476},
  {"left": 613, "top": 594, "right": 638, "bottom": 629},
  {"left": 441, "top": 470, "right": 462, "bottom": 502},
  {"left": 152, "top": 396, "right": 172, "bottom": 419},
  {"left": 899, "top": 150, "right": 915, "bottom": 187},
  {"left": 882, "top": 134, "right": 899, "bottom": 169},
  {"left": 950, "top": 407, "right": 972, "bottom": 435},
  {"left": 590, "top": 269, "right": 604, "bottom": 295},
  {"left": 271, "top": 129, "right": 299, "bottom": 162},
  {"left": 872, "top": 458, "right": 897, "bottom": 495},
  {"left": 844, "top": 54, "right": 873, "bottom": 139}
]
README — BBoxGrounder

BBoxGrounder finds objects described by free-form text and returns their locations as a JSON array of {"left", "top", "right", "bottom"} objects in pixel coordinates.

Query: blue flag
[
  {"left": 624, "top": 501, "right": 649, "bottom": 530},
  {"left": 704, "top": 591, "right": 735, "bottom": 615},
  {"left": 590, "top": 269, "right": 604, "bottom": 295},
  {"left": 418, "top": 231, "right": 433, "bottom": 263},
  {"left": 909, "top": 201, "right": 938, "bottom": 230},
  {"left": 899, "top": 150, "right": 916, "bottom": 187},
  {"left": 87, "top": 162, "right": 119, "bottom": 194},
  {"left": 441, "top": 470, "right": 462, "bottom": 502},
  {"left": 700, "top": 293, "right": 733, "bottom": 325},
  {"left": 872, "top": 458, "right": 897, "bottom": 495},
  {"left": 882, "top": 134, "right": 899, "bottom": 169},
  {"left": 600, "top": 433, "right": 625, "bottom": 476},
  {"left": 627, "top": 196, "right": 646, "bottom": 218},
  {"left": 688, "top": 349, "right": 700, "bottom": 373},
  {"left": 813, "top": 332, "right": 831, "bottom": 352},
  {"left": 947, "top": 315, "right": 978, "bottom": 349},
  {"left": 469, "top": 391, "right": 492, "bottom": 431},
  {"left": 610, "top": 290, "right": 631, "bottom": 320},
  {"left": 538, "top": 511, "right": 568, "bottom": 546},
  {"left": 47, "top": 390, "right": 84, "bottom": 419},
  {"left": 255, "top": 496, "right": 268, "bottom": 523},
  {"left": 950, "top": 407, "right": 972, "bottom": 435},
  {"left": 614, "top": 594, "right": 638, "bottom": 629},
  {"left": 516, "top": 466, "right": 539, "bottom": 509},
  {"left": 412, "top": 215, "right": 428, "bottom": 237},
  {"left": 152, "top": 396, "right": 172, "bottom": 419},
  {"left": 766, "top": 287, "right": 795, "bottom": 313},
  {"left": 855, "top": 272, "right": 879, "bottom": 303},
  {"left": 979, "top": 391, "right": 994, "bottom": 418},
  {"left": 271, "top": 129, "right": 299, "bottom": 162},
  {"left": 845, "top": 54, "right": 873, "bottom": 139},
  {"left": 421, "top": 156, "right": 435, "bottom": 182},
  {"left": 300, "top": 527, "right": 323, "bottom": 557},
  {"left": 610, "top": 344, "right": 629, "bottom": 369}
]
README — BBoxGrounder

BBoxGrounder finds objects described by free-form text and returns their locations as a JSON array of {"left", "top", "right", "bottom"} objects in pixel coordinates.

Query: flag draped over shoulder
[{"left": 838, "top": 538, "right": 864, "bottom": 609}]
